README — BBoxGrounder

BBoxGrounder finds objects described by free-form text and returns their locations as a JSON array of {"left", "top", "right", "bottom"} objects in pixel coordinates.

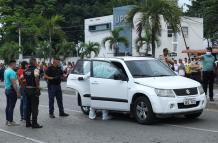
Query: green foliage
[
  {"left": 79, "top": 42, "right": 100, "bottom": 59},
  {"left": 102, "top": 27, "right": 128, "bottom": 56},
  {"left": 127, "top": 0, "right": 181, "bottom": 57},
  {"left": 0, "top": 0, "right": 143, "bottom": 60},
  {"left": 56, "top": 40, "right": 76, "bottom": 60},
  {"left": 0, "top": 41, "right": 19, "bottom": 64},
  {"left": 186, "top": 0, "right": 218, "bottom": 43}
]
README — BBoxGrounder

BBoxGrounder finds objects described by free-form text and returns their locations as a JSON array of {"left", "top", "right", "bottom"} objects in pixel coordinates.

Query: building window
[
  {"left": 89, "top": 23, "right": 111, "bottom": 32},
  {"left": 167, "top": 26, "right": 173, "bottom": 37},
  {"left": 182, "top": 27, "right": 188, "bottom": 38}
]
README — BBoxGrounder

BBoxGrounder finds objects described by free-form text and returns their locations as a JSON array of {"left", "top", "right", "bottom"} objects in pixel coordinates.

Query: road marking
[
  {"left": 168, "top": 124, "right": 218, "bottom": 133},
  {"left": 39, "top": 105, "right": 82, "bottom": 113},
  {"left": 0, "top": 128, "right": 47, "bottom": 143}
]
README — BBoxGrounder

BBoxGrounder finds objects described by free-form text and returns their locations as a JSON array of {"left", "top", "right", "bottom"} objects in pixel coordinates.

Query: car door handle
[{"left": 91, "top": 81, "right": 100, "bottom": 85}]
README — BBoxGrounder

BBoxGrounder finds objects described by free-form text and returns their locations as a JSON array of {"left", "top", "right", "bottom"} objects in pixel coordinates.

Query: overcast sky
[{"left": 178, "top": 0, "right": 192, "bottom": 11}]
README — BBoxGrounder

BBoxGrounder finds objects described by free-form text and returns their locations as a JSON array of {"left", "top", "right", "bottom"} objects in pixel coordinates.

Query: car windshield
[{"left": 125, "top": 60, "right": 176, "bottom": 78}]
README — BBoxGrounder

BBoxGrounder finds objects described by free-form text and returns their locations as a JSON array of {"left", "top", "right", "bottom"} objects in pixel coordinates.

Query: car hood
[{"left": 134, "top": 76, "right": 200, "bottom": 89}]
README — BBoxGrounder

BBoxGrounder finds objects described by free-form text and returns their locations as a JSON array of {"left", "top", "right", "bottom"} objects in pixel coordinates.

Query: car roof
[{"left": 90, "top": 56, "right": 155, "bottom": 61}]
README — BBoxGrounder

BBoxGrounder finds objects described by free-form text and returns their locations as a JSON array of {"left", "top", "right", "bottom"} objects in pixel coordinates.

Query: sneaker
[
  {"left": 210, "top": 98, "right": 215, "bottom": 102},
  {"left": 26, "top": 123, "right": 32, "bottom": 128},
  {"left": 32, "top": 124, "right": 43, "bottom": 129},
  {"left": 59, "top": 113, "right": 69, "bottom": 117},
  {"left": 49, "top": 114, "right": 56, "bottom": 118},
  {"left": 7, "top": 121, "right": 20, "bottom": 126}
]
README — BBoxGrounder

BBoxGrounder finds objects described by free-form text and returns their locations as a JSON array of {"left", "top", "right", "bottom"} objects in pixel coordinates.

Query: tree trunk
[
  {"left": 49, "top": 29, "right": 52, "bottom": 64},
  {"left": 151, "top": 31, "right": 156, "bottom": 58}
]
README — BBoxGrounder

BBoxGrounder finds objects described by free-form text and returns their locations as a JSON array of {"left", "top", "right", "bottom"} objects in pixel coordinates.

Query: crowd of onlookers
[
  {"left": 159, "top": 47, "right": 217, "bottom": 101},
  {"left": 0, "top": 61, "right": 75, "bottom": 83}
]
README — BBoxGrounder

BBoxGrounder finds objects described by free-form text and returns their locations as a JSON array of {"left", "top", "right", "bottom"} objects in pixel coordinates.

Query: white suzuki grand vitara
[{"left": 67, "top": 57, "right": 207, "bottom": 124}]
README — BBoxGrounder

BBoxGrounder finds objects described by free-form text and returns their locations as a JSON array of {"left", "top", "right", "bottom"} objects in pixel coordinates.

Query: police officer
[
  {"left": 45, "top": 57, "right": 69, "bottom": 118},
  {"left": 24, "top": 58, "right": 42, "bottom": 128}
]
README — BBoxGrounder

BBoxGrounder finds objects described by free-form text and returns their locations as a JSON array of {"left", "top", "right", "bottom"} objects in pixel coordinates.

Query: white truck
[{"left": 67, "top": 57, "right": 207, "bottom": 124}]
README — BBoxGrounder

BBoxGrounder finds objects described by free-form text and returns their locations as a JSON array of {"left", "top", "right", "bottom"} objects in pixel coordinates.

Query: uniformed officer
[
  {"left": 24, "top": 58, "right": 42, "bottom": 128},
  {"left": 44, "top": 57, "right": 69, "bottom": 118}
]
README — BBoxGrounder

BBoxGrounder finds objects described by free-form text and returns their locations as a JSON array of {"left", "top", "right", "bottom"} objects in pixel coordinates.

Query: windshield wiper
[
  {"left": 156, "top": 75, "right": 172, "bottom": 77},
  {"left": 133, "top": 74, "right": 154, "bottom": 77}
]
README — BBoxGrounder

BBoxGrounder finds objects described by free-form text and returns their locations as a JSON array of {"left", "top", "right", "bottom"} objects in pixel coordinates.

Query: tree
[
  {"left": 35, "top": 41, "right": 51, "bottom": 62},
  {"left": 102, "top": 27, "right": 128, "bottom": 56},
  {"left": 135, "top": 30, "right": 152, "bottom": 55},
  {"left": 56, "top": 40, "right": 76, "bottom": 60},
  {"left": 127, "top": 0, "right": 181, "bottom": 57},
  {"left": 0, "top": 42, "right": 19, "bottom": 64},
  {"left": 39, "top": 15, "right": 65, "bottom": 62},
  {"left": 186, "top": 0, "right": 218, "bottom": 46},
  {"left": 79, "top": 42, "right": 100, "bottom": 59}
]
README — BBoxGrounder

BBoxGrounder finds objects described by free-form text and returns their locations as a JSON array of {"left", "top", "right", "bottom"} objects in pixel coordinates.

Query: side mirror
[
  {"left": 78, "top": 77, "right": 84, "bottom": 81},
  {"left": 114, "top": 74, "right": 128, "bottom": 81}
]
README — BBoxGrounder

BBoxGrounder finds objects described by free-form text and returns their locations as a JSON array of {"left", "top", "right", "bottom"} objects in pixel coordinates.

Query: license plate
[{"left": 184, "top": 99, "right": 196, "bottom": 105}]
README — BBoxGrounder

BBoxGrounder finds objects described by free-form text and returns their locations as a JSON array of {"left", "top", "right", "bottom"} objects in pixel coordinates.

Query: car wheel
[
  {"left": 81, "top": 106, "right": 90, "bottom": 115},
  {"left": 184, "top": 111, "right": 202, "bottom": 119},
  {"left": 133, "top": 96, "right": 156, "bottom": 125}
]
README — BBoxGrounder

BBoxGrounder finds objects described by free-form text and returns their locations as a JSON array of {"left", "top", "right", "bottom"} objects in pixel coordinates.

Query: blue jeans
[
  {"left": 20, "top": 87, "right": 27, "bottom": 120},
  {"left": 48, "top": 84, "right": 64, "bottom": 115},
  {"left": 5, "top": 88, "right": 17, "bottom": 122}
]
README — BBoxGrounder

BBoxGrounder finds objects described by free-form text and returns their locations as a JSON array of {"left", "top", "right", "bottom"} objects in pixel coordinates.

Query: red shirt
[{"left": 18, "top": 68, "right": 25, "bottom": 87}]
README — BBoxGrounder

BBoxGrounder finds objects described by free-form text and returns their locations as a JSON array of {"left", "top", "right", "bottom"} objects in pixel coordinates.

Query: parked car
[{"left": 67, "top": 57, "right": 207, "bottom": 124}]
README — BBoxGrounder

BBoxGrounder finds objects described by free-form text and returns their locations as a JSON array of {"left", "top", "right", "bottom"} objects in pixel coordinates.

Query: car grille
[
  {"left": 177, "top": 101, "right": 200, "bottom": 109},
  {"left": 174, "top": 87, "right": 198, "bottom": 96}
]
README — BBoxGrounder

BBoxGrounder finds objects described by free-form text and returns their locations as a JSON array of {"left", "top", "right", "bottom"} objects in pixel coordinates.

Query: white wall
[
  {"left": 85, "top": 15, "right": 204, "bottom": 60},
  {"left": 85, "top": 15, "right": 114, "bottom": 58}
]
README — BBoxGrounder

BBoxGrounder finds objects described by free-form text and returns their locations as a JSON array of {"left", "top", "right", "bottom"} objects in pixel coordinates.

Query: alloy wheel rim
[{"left": 136, "top": 101, "right": 148, "bottom": 120}]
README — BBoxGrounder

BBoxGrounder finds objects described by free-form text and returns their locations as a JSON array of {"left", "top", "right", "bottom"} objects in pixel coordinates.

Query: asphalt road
[{"left": 0, "top": 88, "right": 218, "bottom": 143}]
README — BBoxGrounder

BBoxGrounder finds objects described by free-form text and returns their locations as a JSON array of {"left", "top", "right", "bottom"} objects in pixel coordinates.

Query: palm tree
[
  {"left": 102, "top": 27, "right": 128, "bottom": 56},
  {"left": 0, "top": 42, "right": 19, "bottom": 64},
  {"left": 39, "top": 15, "right": 65, "bottom": 62},
  {"left": 79, "top": 42, "right": 100, "bottom": 59},
  {"left": 135, "top": 28, "right": 152, "bottom": 55},
  {"left": 127, "top": 0, "right": 181, "bottom": 57},
  {"left": 35, "top": 41, "right": 51, "bottom": 62},
  {"left": 56, "top": 40, "right": 76, "bottom": 60}
]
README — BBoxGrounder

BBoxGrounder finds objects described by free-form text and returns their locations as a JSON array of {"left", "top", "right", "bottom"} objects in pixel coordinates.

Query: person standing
[
  {"left": 197, "top": 47, "right": 216, "bottom": 101},
  {"left": 177, "top": 59, "right": 186, "bottom": 76},
  {"left": 44, "top": 57, "right": 69, "bottom": 118},
  {"left": 185, "top": 59, "right": 191, "bottom": 78},
  {"left": 24, "top": 58, "right": 42, "bottom": 128},
  {"left": 159, "top": 48, "right": 174, "bottom": 67},
  {"left": 190, "top": 58, "right": 202, "bottom": 83},
  {"left": 4, "top": 60, "right": 20, "bottom": 126},
  {"left": 18, "top": 61, "right": 28, "bottom": 121}
]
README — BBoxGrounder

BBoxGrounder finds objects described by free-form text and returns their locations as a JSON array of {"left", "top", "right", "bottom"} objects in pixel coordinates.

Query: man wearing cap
[{"left": 44, "top": 57, "right": 69, "bottom": 118}]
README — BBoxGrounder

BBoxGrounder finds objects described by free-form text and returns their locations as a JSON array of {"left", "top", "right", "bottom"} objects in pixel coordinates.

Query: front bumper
[{"left": 150, "top": 94, "right": 207, "bottom": 114}]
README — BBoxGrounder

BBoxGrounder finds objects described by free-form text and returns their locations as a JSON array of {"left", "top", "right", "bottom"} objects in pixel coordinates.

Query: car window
[
  {"left": 125, "top": 60, "right": 175, "bottom": 78},
  {"left": 92, "top": 61, "right": 121, "bottom": 79},
  {"left": 72, "top": 60, "right": 90, "bottom": 75}
]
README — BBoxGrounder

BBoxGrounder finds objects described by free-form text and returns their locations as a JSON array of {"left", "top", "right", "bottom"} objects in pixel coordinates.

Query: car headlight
[
  {"left": 155, "top": 89, "right": 175, "bottom": 97},
  {"left": 198, "top": 86, "right": 204, "bottom": 95}
]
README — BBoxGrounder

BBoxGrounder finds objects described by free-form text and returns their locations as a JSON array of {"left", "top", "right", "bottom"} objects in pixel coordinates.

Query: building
[{"left": 85, "top": 6, "right": 204, "bottom": 59}]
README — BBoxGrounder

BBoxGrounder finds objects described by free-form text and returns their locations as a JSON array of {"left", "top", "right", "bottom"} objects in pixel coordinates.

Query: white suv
[{"left": 67, "top": 57, "right": 207, "bottom": 124}]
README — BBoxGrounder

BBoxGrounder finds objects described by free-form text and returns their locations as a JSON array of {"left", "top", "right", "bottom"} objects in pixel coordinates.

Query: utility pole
[{"left": 18, "top": 27, "right": 23, "bottom": 62}]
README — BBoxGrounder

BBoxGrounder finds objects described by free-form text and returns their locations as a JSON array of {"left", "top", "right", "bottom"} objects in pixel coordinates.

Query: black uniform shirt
[{"left": 46, "top": 66, "right": 63, "bottom": 85}]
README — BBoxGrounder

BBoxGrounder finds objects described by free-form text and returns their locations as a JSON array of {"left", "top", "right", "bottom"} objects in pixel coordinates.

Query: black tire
[
  {"left": 184, "top": 111, "right": 202, "bottom": 119},
  {"left": 133, "top": 96, "right": 156, "bottom": 125},
  {"left": 81, "top": 106, "right": 90, "bottom": 115}
]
